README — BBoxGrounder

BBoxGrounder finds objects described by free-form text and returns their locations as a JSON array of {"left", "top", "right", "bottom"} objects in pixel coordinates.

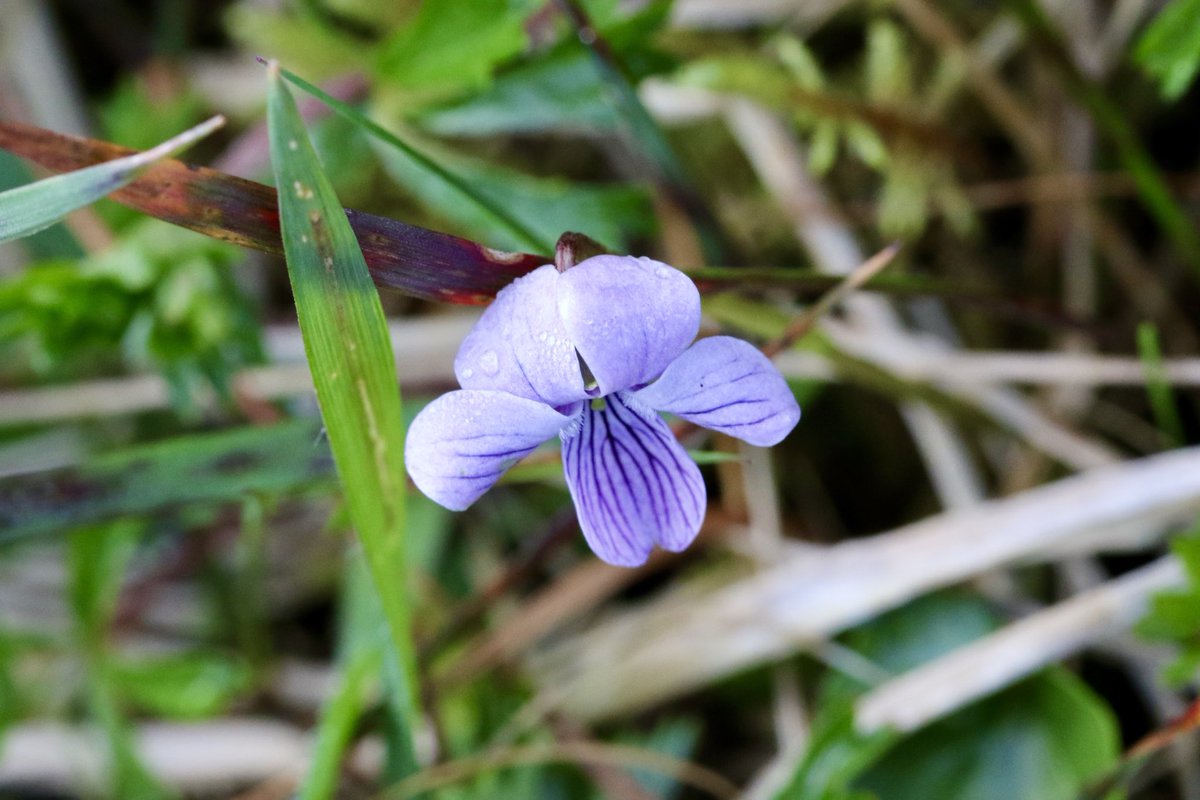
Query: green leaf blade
[
  {"left": 0, "top": 115, "right": 223, "bottom": 242},
  {"left": 266, "top": 61, "right": 420, "bottom": 774},
  {"left": 0, "top": 420, "right": 333, "bottom": 545}
]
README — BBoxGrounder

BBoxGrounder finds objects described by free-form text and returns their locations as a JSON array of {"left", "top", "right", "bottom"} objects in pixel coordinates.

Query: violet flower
[{"left": 405, "top": 255, "right": 800, "bottom": 566}]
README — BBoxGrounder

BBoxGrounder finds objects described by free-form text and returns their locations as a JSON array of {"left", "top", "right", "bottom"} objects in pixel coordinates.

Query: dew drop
[
  {"left": 288, "top": 139, "right": 299, "bottom": 151},
  {"left": 479, "top": 350, "right": 500, "bottom": 375},
  {"left": 461, "top": 367, "right": 474, "bottom": 379},
  {"left": 538, "top": 331, "right": 549, "bottom": 342},
  {"left": 655, "top": 266, "right": 671, "bottom": 278}
]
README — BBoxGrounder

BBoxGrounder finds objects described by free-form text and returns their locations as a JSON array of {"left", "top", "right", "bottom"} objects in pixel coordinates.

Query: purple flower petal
[
  {"left": 561, "top": 391, "right": 705, "bottom": 567},
  {"left": 634, "top": 336, "right": 800, "bottom": 446},
  {"left": 557, "top": 255, "right": 700, "bottom": 396},
  {"left": 406, "top": 390, "right": 577, "bottom": 511},
  {"left": 455, "top": 265, "right": 587, "bottom": 406}
]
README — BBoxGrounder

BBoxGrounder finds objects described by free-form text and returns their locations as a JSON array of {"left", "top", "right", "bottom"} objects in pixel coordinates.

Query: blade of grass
[
  {"left": 1137, "top": 321, "right": 1184, "bottom": 447},
  {"left": 761, "top": 242, "right": 901, "bottom": 358},
  {"left": 265, "top": 60, "right": 420, "bottom": 775},
  {"left": 0, "top": 420, "right": 333, "bottom": 545},
  {"left": 0, "top": 150, "right": 84, "bottom": 259},
  {"left": 273, "top": 63, "right": 553, "bottom": 254},
  {"left": 70, "top": 521, "right": 171, "bottom": 799},
  {"left": 554, "top": 0, "right": 729, "bottom": 264},
  {"left": 0, "top": 120, "right": 544, "bottom": 305},
  {"left": 300, "top": 555, "right": 384, "bottom": 800},
  {"left": 302, "top": 643, "right": 380, "bottom": 798},
  {"left": 0, "top": 115, "right": 223, "bottom": 242}
]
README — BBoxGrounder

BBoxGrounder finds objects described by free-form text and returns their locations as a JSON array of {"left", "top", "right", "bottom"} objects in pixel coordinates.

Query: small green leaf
[
  {"left": 418, "top": 46, "right": 620, "bottom": 136},
  {"left": 772, "top": 705, "right": 896, "bottom": 800},
  {"left": 865, "top": 20, "right": 913, "bottom": 104},
  {"left": 1137, "top": 524, "right": 1200, "bottom": 668},
  {"left": 109, "top": 652, "right": 252, "bottom": 719},
  {"left": 1162, "top": 647, "right": 1200, "bottom": 685},
  {"left": 845, "top": 122, "right": 887, "bottom": 170},
  {"left": 1134, "top": 0, "right": 1200, "bottom": 100},
  {"left": 619, "top": 718, "right": 704, "bottom": 799},
  {"left": 1140, "top": 591, "right": 1200, "bottom": 639},
  {"left": 0, "top": 116, "right": 222, "bottom": 242},
  {"left": 376, "top": 0, "right": 532, "bottom": 98},
  {"left": 416, "top": 3, "right": 672, "bottom": 137},
  {"left": 374, "top": 133, "right": 653, "bottom": 252},
  {"left": 855, "top": 671, "right": 1118, "bottom": 800},
  {"left": 775, "top": 36, "right": 826, "bottom": 91},
  {"left": 809, "top": 122, "right": 840, "bottom": 175},
  {"left": 1171, "top": 524, "right": 1200, "bottom": 583},
  {"left": 801, "top": 594, "right": 1118, "bottom": 800}
]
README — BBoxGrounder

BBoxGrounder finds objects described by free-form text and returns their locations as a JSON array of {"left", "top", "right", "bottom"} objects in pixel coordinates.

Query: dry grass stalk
[
  {"left": 0, "top": 719, "right": 306, "bottom": 793},
  {"left": 855, "top": 555, "right": 1184, "bottom": 733},
  {"left": 528, "top": 447, "right": 1200, "bottom": 720}
]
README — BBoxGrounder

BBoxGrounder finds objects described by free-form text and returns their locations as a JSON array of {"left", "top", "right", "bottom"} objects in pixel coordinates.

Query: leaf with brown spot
[{"left": 0, "top": 120, "right": 545, "bottom": 305}]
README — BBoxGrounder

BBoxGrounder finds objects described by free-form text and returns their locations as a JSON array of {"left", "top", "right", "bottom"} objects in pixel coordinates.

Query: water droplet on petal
[
  {"left": 538, "top": 331, "right": 548, "bottom": 342},
  {"left": 479, "top": 350, "right": 500, "bottom": 375},
  {"left": 655, "top": 266, "right": 671, "bottom": 278},
  {"left": 461, "top": 367, "right": 474, "bottom": 379}
]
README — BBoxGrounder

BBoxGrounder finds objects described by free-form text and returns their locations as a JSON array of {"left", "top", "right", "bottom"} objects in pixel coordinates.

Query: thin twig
[
  {"left": 761, "top": 242, "right": 902, "bottom": 358},
  {"left": 378, "top": 739, "right": 740, "bottom": 800},
  {"left": 417, "top": 510, "right": 579, "bottom": 662}
]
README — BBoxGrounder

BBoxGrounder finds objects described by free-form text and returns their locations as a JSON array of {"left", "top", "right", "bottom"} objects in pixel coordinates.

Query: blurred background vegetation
[{"left": 4, "top": 0, "right": 1200, "bottom": 797}]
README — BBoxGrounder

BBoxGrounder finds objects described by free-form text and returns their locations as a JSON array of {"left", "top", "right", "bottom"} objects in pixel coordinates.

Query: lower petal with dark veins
[{"left": 561, "top": 391, "right": 705, "bottom": 566}]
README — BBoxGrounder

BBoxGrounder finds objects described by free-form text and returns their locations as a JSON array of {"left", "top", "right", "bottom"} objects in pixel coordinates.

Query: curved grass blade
[
  {"left": 0, "top": 115, "right": 223, "bottom": 242},
  {"left": 274, "top": 64, "right": 553, "bottom": 254},
  {"left": 266, "top": 60, "right": 420, "bottom": 775},
  {"left": 554, "top": 0, "right": 729, "bottom": 264},
  {"left": 0, "top": 120, "right": 544, "bottom": 305}
]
